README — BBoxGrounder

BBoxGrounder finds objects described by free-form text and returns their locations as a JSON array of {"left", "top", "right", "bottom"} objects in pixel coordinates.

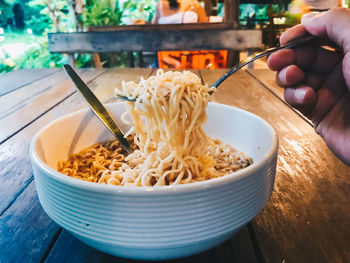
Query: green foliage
[
  {"left": 83, "top": 0, "right": 123, "bottom": 26},
  {"left": 0, "top": 59, "right": 15, "bottom": 74},
  {"left": 1, "top": 0, "right": 159, "bottom": 74},
  {"left": 27, "top": 0, "right": 73, "bottom": 32},
  {"left": 18, "top": 36, "right": 65, "bottom": 68},
  {"left": 83, "top": 0, "right": 157, "bottom": 26},
  {"left": 122, "top": 0, "right": 157, "bottom": 23},
  {"left": 74, "top": 53, "right": 93, "bottom": 68},
  {"left": 0, "top": 33, "right": 66, "bottom": 74},
  {"left": 25, "top": 3, "right": 52, "bottom": 35},
  {"left": 0, "top": 1, "right": 14, "bottom": 28},
  {"left": 82, "top": 0, "right": 158, "bottom": 67}
]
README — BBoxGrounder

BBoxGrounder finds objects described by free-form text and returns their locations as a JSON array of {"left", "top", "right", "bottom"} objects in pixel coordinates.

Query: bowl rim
[{"left": 30, "top": 102, "right": 278, "bottom": 195}]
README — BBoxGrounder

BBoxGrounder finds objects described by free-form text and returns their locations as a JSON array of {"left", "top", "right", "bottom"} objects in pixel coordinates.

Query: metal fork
[{"left": 115, "top": 35, "right": 317, "bottom": 101}]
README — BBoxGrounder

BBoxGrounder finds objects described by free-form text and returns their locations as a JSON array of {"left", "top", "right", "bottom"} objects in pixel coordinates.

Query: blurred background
[{"left": 0, "top": 0, "right": 349, "bottom": 74}]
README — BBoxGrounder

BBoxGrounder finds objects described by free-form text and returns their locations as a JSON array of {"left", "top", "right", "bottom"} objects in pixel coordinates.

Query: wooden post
[
  {"left": 224, "top": 0, "right": 240, "bottom": 67},
  {"left": 204, "top": 0, "right": 212, "bottom": 16},
  {"left": 66, "top": 0, "right": 85, "bottom": 66},
  {"left": 92, "top": 53, "right": 102, "bottom": 68},
  {"left": 88, "top": 26, "right": 103, "bottom": 68},
  {"left": 137, "top": 52, "right": 144, "bottom": 68},
  {"left": 129, "top": 52, "right": 135, "bottom": 68},
  {"left": 223, "top": 0, "right": 239, "bottom": 27},
  {"left": 67, "top": 54, "right": 75, "bottom": 67},
  {"left": 75, "top": 0, "right": 84, "bottom": 31}
]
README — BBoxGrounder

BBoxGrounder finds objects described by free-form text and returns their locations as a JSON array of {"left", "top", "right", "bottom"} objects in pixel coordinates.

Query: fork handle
[{"left": 210, "top": 35, "right": 317, "bottom": 90}]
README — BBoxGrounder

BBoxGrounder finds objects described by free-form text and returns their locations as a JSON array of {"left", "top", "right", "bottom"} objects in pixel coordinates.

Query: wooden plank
[
  {"left": 246, "top": 68, "right": 313, "bottom": 125},
  {"left": 0, "top": 69, "right": 107, "bottom": 215},
  {"left": 0, "top": 68, "right": 107, "bottom": 144},
  {"left": 0, "top": 68, "right": 152, "bottom": 215},
  {"left": 48, "top": 29, "right": 262, "bottom": 53},
  {"left": 0, "top": 69, "right": 153, "bottom": 263},
  {"left": 0, "top": 68, "right": 59, "bottom": 96},
  {"left": 226, "top": 50, "right": 240, "bottom": 67},
  {"left": 246, "top": 69, "right": 283, "bottom": 100},
  {"left": 45, "top": 226, "right": 257, "bottom": 263},
  {"left": 200, "top": 69, "right": 350, "bottom": 263},
  {"left": 0, "top": 69, "right": 73, "bottom": 119},
  {"left": 88, "top": 23, "right": 235, "bottom": 32},
  {"left": 0, "top": 181, "right": 60, "bottom": 263}
]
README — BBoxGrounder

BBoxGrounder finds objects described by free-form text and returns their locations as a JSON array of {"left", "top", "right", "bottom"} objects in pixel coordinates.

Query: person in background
[
  {"left": 267, "top": 7, "right": 350, "bottom": 165},
  {"left": 152, "top": 0, "right": 228, "bottom": 69},
  {"left": 152, "top": 0, "right": 208, "bottom": 24}
]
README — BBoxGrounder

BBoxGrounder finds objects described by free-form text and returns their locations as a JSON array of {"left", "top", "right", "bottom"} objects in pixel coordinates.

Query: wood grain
[
  {"left": 0, "top": 68, "right": 59, "bottom": 96},
  {"left": 0, "top": 68, "right": 153, "bottom": 263},
  {"left": 45, "top": 227, "right": 257, "bottom": 263},
  {"left": 201, "top": 69, "right": 350, "bottom": 263},
  {"left": 224, "top": 0, "right": 239, "bottom": 27},
  {"left": 204, "top": 0, "right": 211, "bottom": 17},
  {"left": 0, "top": 181, "right": 60, "bottom": 263},
  {"left": 48, "top": 29, "right": 262, "bottom": 53},
  {"left": 0, "top": 69, "right": 75, "bottom": 118},
  {"left": 246, "top": 69, "right": 283, "bottom": 98},
  {"left": 0, "top": 69, "right": 107, "bottom": 215},
  {"left": 88, "top": 23, "right": 236, "bottom": 32},
  {"left": 2, "top": 68, "right": 349, "bottom": 263},
  {"left": 0, "top": 68, "right": 152, "bottom": 215},
  {"left": 0, "top": 68, "right": 107, "bottom": 144},
  {"left": 246, "top": 69, "right": 313, "bottom": 126}
]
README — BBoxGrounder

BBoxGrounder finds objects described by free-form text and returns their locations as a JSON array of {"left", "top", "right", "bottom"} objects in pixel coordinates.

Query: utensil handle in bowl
[{"left": 63, "top": 64, "right": 131, "bottom": 154}]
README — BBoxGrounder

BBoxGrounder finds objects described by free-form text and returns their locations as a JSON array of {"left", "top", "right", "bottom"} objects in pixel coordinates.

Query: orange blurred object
[{"left": 158, "top": 50, "right": 228, "bottom": 69}]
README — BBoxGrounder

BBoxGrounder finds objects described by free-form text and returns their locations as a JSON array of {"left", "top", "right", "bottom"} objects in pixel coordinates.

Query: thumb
[{"left": 301, "top": 8, "right": 350, "bottom": 53}]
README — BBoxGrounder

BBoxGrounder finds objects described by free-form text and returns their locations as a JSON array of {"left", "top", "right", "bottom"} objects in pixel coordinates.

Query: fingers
[
  {"left": 309, "top": 62, "right": 347, "bottom": 126},
  {"left": 276, "top": 66, "right": 324, "bottom": 89},
  {"left": 268, "top": 46, "right": 342, "bottom": 74},
  {"left": 301, "top": 8, "right": 350, "bottom": 53},
  {"left": 284, "top": 86, "right": 317, "bottom": 116},
  {"left": 276, "top": 65, "right": 304, "bottom": 87},
  {"left": 280, "top": 24, "right": 309, "bottom": 46},
  {"left": 343, "top": 52, "right": 350, "bottom": 88},
  {"left": 284, "top": 62, "right": 347, "bottom": 124},
  {"left": 303, "top": 72, "right": 324, "bottom": 89},
  {"left": 266, "top": 8, "right": 350, "bottom": 137},
  {"left": 267, "top": 49, "right": 295, "bottom": 71},
  {"left": 315, "top": 93, "right": 350, "bottom": 166}
]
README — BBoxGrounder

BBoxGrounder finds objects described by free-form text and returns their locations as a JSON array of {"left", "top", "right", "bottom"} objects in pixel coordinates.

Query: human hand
[{"left": 267, "top": 8, "right": 350, "bottom": 165}]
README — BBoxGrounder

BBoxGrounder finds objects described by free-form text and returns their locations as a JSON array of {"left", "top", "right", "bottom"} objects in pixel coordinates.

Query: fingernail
[
  {"left": 280, "top": 31, "right": 286, "bottom": 44},
  {"left": 279, "top": 67, "right": 288, "bottom": 83},
  {"left": 294, "top": 88, "right": 306, "bottom": 103}
]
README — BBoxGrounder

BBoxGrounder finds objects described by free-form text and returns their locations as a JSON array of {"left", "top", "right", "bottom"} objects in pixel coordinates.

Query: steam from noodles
[{"left": 58, "top": 70, "right": 252, "bottom": 186}]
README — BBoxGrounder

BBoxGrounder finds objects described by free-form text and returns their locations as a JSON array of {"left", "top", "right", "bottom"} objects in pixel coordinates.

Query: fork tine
[{"left": 113, "top": 94, "right": 136, "bottom": 102}]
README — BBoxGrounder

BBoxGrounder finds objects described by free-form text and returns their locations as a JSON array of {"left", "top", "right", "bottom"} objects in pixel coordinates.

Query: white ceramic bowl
[{"left": 30, "top": 102, "right": 278, "bottom": 260}]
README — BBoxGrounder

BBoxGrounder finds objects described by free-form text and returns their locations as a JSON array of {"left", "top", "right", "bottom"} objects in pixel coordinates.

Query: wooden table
[{"left": 0, "top": 68, "right": 349, "bottom": 263}]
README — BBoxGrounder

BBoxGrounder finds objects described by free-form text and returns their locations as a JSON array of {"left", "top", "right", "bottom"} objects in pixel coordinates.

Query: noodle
[{"left": 58, "top": 70, "right": 252, "bottom": 186}]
